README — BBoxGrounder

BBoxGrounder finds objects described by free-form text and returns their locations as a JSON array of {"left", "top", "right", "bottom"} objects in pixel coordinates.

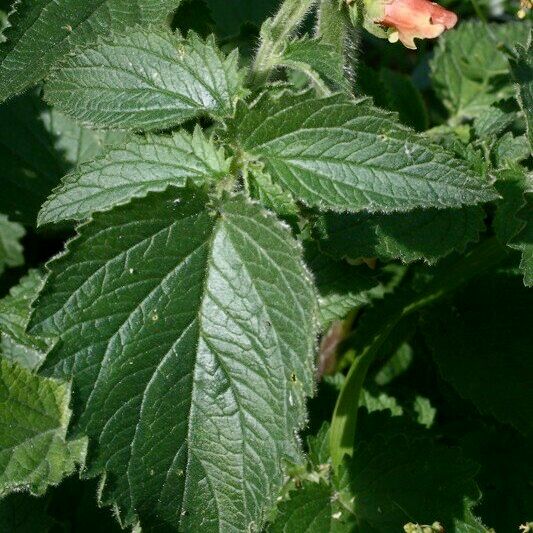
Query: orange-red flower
[{"left": 378, "top": 0, "right": 458, "bottom": 49}]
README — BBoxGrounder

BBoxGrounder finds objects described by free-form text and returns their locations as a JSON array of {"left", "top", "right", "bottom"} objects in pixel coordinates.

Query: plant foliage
[{"left": 0, "top": 0, "right": 531, "bottom": 531}]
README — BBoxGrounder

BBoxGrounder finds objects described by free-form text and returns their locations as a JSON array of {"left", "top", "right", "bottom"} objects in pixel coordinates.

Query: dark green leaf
[
  {"left": 0, "top": 0, "right": 183, "bottom": 101},
  {"left": 319, "top": 206, "right": 486, "bottom": 265},
  {"left": 30, "top": 186, "right": 317, "bottom": 531},
  {"left": 0, "top": 270, "right": 49, "bottom": 370},
  {"left": 510, "top": 42, "right": 533, "bottom": 151},
  {"left": 0, "top": 89, "right": 120, "bottom": 225},
  {"left": 423, "top": 273, "right": 533, "bottom": 435},
  {"left": 46, "top": 29, "right": 245, "bottom": 131},
  {"left": 431, "top": 21, "right": 531, "bottom": 119},
  {"left": 226, "top": 93, "right": 496, "bottom": 213},
  {"left": 0, "top": 359, "right": 86, "bottom": 496},
  {"left": 0, "top": 215, "right": 24, "bottom": 275},
  {"left": 280, "top": 37, "right": 350, "bottom": 93},
  {"left": 38, "top": 127, "right": 230, "bottom": 225}
]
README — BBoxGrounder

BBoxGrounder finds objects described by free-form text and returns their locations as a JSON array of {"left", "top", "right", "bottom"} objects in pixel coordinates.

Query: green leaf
[
  {"left": 46, "top": 29, "right": 245, "bottom": 131},
  {"left": 510, "top": 42, "right": 533, "bottom": 151},
  {"left": 510, "top": 193, "right": 533, "bottom": 287},
  {"left": 0, "top": 89, "right": 120, "bottom": 225},
  {"left": 423, "top": 273, "right": 533, "bottom": 435},
  {"left": 0, "top": 492, "right": 56, "bottom": 532},
  {"left": 473, "top": 106, "right": 515, "bottom": 138},
  {"left": 359, "top": 389, "right": 403, "bottom": 417},
  {"left": 0, "top": 475, "right": 124, "bottom": 533},
  {"left": 269, "top": 480, "right": 354, "bottom": 533},
  {"left": 494, "top": 166, "right": 529, "bottom": 245},
  {"left": 431, "top": 21, "right": 531, "bottom": 120},
  {"left": 29, "top": 186, "right": 317, "bottom": 531},
  {"left": 226, "top": 93, "right": 497, "bottom": 213},
  {"left": 247, "top": 168, "right": 299, "bottom": 217},
  {"left": 459, "top": 427, "right": 533, "bottom": 532},
  {"left": 272, "top": 414, "right": 486, "bottom": 532},
  {"left": 318, "top": 206, "right": 486, "bottom": 265},
  {"left": 379, "top": 68, "right": 428, "bottom": 132},
  {"left": 0, "top": 0, "right": 183, "bottom": 101},
  {"left": 412, "top": 396, "right": 436, "bottom": 429},
  {"left": 0, "top": 270, "right": 50, "bottom": 370},
  {"left": 38, "top": 128, "right": 230, "bottom": 225},
  {"left": 492, "top": 132, "right": 530, "bottom": 167},
  {"left": 304, "top": 243, "right": 378, "bottom": 329},
  {"left": 0, "top": 215, "right": 24, "bottom": 275},
  {"left": 40, "top": 109, "right": 127, "bottom": 168},
  {"left": 347, "top": 432, "right": 483, "bottom": 532},
  {"left": 205, "top": 0, "right": 280, "bottom": 38},
  {"left": 280, "top": 37, "right": 350, "bottom": 93},
  {"left": 0, "top": 359, "right": 87, "bottom": 496}
]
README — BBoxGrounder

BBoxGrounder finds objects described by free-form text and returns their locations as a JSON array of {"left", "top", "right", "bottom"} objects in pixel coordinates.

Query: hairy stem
[
  {"left": 249, "top": 0, "right": 317, "bottom": 88},
  {"left": 315, "top": 0, "right": 359, "bottom": 91},
  {"left": 330, "top": 237, "right": 507, "bottom": 469}
]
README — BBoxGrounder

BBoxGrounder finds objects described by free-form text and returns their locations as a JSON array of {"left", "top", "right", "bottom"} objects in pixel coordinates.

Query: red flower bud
[{"left": 378, "top": 0, "right": 458, "bottom": 49}]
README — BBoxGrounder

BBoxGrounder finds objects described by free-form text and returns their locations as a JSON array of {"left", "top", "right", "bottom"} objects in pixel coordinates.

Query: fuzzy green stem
[
  {"left": 249, "top": 0, "right": 317, "bottom": 88},
  {"left": 316, "top": 0, "right": 346, "bottom": 53},
  {"left": 330, "top": 237, "right": 507, "bottom": 470},
  {"left": 315, "top": 0, "right": 358, "bottom": 92}
]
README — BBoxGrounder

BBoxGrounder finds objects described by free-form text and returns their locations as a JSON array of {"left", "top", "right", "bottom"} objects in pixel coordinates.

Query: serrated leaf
[
  {"left": 226, "top": 93, "right": 496, "bottom": 213},
  {"left": 431, "top": 21, "right": 531, "bottom": 119},
  {"left": 272, "top": 414, "right": 486, "bottom": 533},
  {"left": 304, "top": 243, "right": 378, "bottom": 328},
  {"left": 347, "top": 432, "right": 483, "bottom": 532},
  {"left": 248, "top": 168, "right": 299, "bottom": 217},
  {"left": 269, "top": 480, "right": 354, "bottom": 533},
  {"left": 492, "top": 132, "right": 530, "bottom": 167},
  {"left": 0, "top": 89, "right": 120, "bottom": 225},
  {"left": 473, "top": 106, "right": 515, "bottom": 138},
  {"left": 494, "top": 166, "right": 529, "bottom": 245},
  {"left": 0, "top": 214, "right": 24, "bottom": 275},
  {"left": 40, "top": 109, "right": 127, "bottom": 168},
  {"left": 29, "top": 186, "right": 317, "bottom": 531},
  {"left": 280, "top": 37, "right": 350, "bottom": 93},
  {"left": 46, "top": 29, "right": 245, "bottom": 131},
  {"left": 0, "top": 359, "right": 87, "bottom": 496},
  {"left": 0, "top": 270, "right": 49, "bottom": 370},
  {"left": 510, "top": 194, "right": 533, "bottom": 286},
  {"left": 360, "top": 389, "right": 403, "bottom": 416},
  {"left": 510, "top": 41, "right": 533, "bottom": 151},
  {"left": 38, "top": 128, "right": 230, "bottom": 225},
  {"left": 319, "top": 206, "right": 486, "bottom": 265},
  {"left": 423, "top": 273, "right": 533, "bottom": 435},
  {"left": 0, "top": 0, "right": 183, "bottom": 101}
]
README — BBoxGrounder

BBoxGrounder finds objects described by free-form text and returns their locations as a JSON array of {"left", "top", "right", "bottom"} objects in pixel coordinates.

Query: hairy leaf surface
[
  {"left": 431, "top": 21, "right": 531, "bottom": 119},
  {"left": 319, "top": 206, "right": 485, "bottom": 264},
  {"left": 227, "top": 93, "right": 496, "bottom": 213},
  {"left": 280, "top": 38, "right": 349, "bottom": 93},
  {"left": 0, "top": 0, "right": 183, "bottom": 101},
  {"left": 30, "top": 186, "right": 317, "bottom": 531},
  {"left": 510, "top": 42, "right": 533, "bottom": 151},
  {"left": 269, "top": 481, "right": 353, "bottom": 533},
  {"left": 38, "top": 128, "right": 230, "bottom": 225},
  {"left": 0, "top": 359, "right": 86, "bottom": 496},
  {"left": 0, "top": 270, "right": 49, "bottom": 370},
  {"left": 46, "top": 29, "right": 244, "bottom": 131},
  {"left": 0, "top": 215, "right": 24, "bottom": 275}
]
